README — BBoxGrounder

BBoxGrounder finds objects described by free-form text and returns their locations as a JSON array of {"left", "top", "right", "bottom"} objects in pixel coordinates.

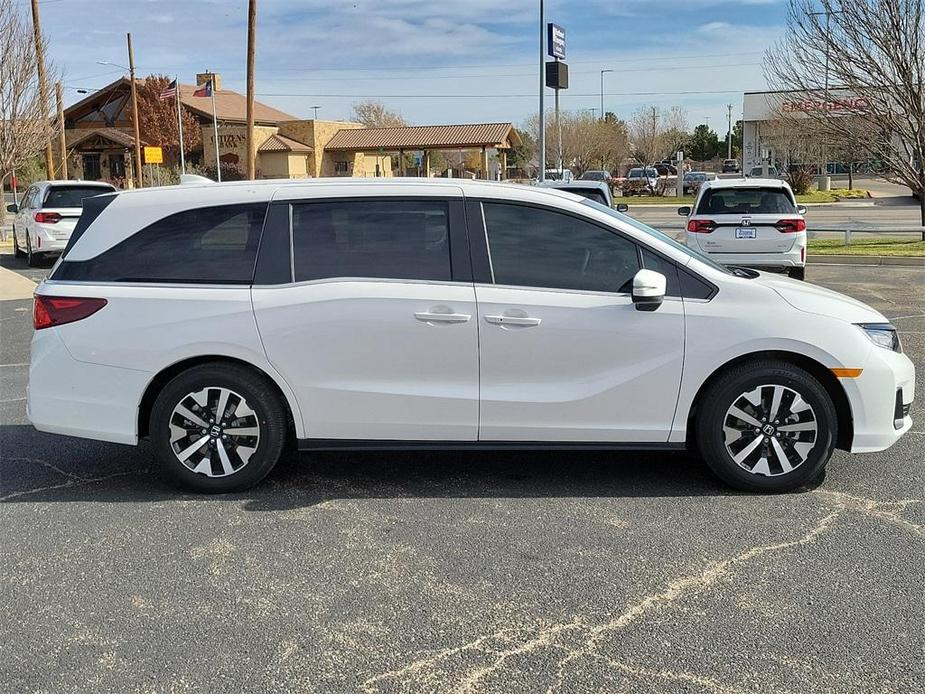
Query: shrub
[
  {"left": 200, "top": 161, "right": 249, "bottom": 182},
  {"left": 786, "top": 167, "right": 814, "bottom": 195}
]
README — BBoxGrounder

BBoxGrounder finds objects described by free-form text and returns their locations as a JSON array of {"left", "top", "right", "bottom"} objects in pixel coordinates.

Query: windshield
[
  {"left": 697, "top": 187, "right": 796, "bottom": 215},
  {"left": 628, "top": 168, "right": 657, "bottom": 178},
  {"left": 580, "top": 199, "right": 732, "bottom": 274},
  {"left": 43, "top": 185, "right": 115, "bottom": 208}
]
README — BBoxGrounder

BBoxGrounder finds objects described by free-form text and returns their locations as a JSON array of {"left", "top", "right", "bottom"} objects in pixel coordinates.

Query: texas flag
[{"left": 193, "top": 79, "right": 212, "bottom": 98}]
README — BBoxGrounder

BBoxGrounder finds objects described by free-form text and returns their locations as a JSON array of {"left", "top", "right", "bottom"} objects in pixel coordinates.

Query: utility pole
[
  {"left": 245, "top": 0, "right": 257, "bottom": 180},
  {"left": 726, "top": 103, "right": 733, "bottom": 159},
  {"left": 55, "top": 82, "right": 67, "bottom": 179},
  {"left": 127, "top": 33, "right": 143, "bottom": 189},
  {"left": 600, "top": 69, "right": 613, "bottom": 121},
  {"left": 538, "top": 0, "right": 545, "bottom": 182},
  {"left": 30, "top": 0, "right": 54, "bottom": 180}
]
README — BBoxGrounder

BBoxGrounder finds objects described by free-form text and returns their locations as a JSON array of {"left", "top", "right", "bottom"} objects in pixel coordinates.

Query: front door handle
[
  {"left": 484, "top": 315, "right": 542, "bottom": 327},
  {"left": 414, "top": 311, "right": 471, "bottom": 323}
]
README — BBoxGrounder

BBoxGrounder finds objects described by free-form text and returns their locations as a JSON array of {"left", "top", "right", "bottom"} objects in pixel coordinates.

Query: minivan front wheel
[
  {"left": 695, "top": 360, "right": 837, "bottom": 492},
  {"left": 150, "top": 364, "right": 288, "bottom": 492}
]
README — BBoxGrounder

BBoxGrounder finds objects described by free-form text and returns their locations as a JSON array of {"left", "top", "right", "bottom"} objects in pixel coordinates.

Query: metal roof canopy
[{"left": 324, "top": 123, "right": 522, "bottom": 152}]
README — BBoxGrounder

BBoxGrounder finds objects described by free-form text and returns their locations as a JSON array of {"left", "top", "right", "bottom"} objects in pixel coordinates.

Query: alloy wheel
[
  {"left": 168, "top": 386, "right": 261, "bottom": 477},
  {"left": 722, "top": 384, "right": 818, "bottom": 477}
]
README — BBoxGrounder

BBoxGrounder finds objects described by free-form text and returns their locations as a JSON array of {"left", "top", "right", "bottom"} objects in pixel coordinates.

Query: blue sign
[{"left": 547, "top": 23, "right": 566, "bottom": 59}]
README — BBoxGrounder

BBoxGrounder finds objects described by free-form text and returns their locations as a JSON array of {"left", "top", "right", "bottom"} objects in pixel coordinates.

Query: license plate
[{"left": 735, "top": 227, "right": 757, "bottom": 239}]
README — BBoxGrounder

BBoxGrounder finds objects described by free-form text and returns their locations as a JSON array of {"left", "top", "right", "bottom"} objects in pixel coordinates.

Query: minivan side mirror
[
  {"left": 615, "top": 203, "right": 628, "bottom": 213},
  {"left": 677, "top": 206, "right": 691, "bottom": 216},
  {"left": 632, "top": 269, "right": 666, "bottom": 312},
  {"left": 6, "top": 204, "right": 17, "bottom": 214},
  {"left": 797, "top": 205, "right": 807, "bottom": 215}
]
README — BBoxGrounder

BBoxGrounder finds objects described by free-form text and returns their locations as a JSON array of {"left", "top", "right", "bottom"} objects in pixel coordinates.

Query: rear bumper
[
  {"left": 692, "top": 247, "right": 805, "bottom": 269},
  {"left": 27, "top": 327, "right": 148, "bottom": 445},
  {"left": 843, "top": 348, "right": 916, "bottom": 453},
  {"left": 33, "top": 226, "right": 70, "bottom": 253}
]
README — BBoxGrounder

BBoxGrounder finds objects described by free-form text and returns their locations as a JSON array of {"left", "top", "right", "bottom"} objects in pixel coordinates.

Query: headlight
[{"left": 858, "top": 323, "right": 902, "bottom": 352}]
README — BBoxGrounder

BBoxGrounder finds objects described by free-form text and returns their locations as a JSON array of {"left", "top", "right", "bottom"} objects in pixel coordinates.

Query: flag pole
[
  {"left": 175, "top": 76, "right": 186, "bottom": 174},
  {"left": 208, "top": 72, "right": 221, "bottom": 182}
]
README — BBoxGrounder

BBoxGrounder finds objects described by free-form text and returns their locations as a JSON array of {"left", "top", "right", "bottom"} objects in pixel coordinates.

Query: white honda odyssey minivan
[{"left": 28, "top": 178, "right": 914, "bottom": 493}]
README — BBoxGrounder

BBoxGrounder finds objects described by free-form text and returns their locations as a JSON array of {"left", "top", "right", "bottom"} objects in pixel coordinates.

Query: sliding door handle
[
  {"left": 484, "top": 315, "right": 542, "bottom": 327},
  {"left": 414, "top": 311, "right": 471, "bottom": 323}
]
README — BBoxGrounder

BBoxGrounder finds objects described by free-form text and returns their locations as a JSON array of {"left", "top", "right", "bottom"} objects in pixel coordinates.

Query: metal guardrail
[{"left": 651, "top": 222, "right": 925, "bottom": 245}]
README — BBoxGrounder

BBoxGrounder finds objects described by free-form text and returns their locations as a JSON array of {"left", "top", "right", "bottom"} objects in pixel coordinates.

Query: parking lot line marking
[{"left": 0, "top": 266, "right": 36, "bottom": 301}]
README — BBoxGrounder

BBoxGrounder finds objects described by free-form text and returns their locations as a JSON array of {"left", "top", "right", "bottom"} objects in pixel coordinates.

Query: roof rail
[{"left": 179, "top": 174, "right": 214, "bottom": 185}]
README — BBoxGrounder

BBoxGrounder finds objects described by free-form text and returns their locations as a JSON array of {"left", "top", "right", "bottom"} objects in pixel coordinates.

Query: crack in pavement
[
  {"left": 589, "top": 653, "right": 755, "bottom": 694},
  {"left": 0, "top": 457, "right": 150, "bottom": 501},
  {"left": 361, "top": 510, "right": 840, "bottom": 694},
  {"left": 812, "top": 489, "right": 924, "bottom": 538}
]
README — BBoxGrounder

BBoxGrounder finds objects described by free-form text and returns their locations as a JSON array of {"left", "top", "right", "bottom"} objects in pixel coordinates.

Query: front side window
[
  {"left": 292, "top": 199, "right": 451, "bottom": 283},
  {"left": 482, "top": 202, "right": 640, "bottom": 293},
  {"left": 52, "top": 203, "right": 266, "bottom": 283}
]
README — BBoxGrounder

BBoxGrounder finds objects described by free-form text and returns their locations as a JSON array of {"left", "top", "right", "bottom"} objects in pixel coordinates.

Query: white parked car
[
  {"left": 28, "top": 179, "right": 914, "bottom": 494},
  {"left": 9, "top": 180, "right": 117, "bottom": 266},
  {"left": 544, "top": 168, "right": 574, "bottom": 182},
  {"left": 681, "top": 178, "right": 808, "bottom": 280}
]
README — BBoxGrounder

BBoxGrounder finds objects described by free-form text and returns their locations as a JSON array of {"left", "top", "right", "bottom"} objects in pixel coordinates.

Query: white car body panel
[
  {"left": 253, "top": 279, "right": 479, "bottom": 440},
  {"left": 27, "top": 178, "right": 914, "bottom": 458},
  {"left": 475, "top": 284, "right": 684, "bottom": 441}
]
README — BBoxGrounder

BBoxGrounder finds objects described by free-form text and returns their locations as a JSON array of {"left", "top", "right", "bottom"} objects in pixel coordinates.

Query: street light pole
[
  {"left": 245, "top": 0, "right": 257, "bottom": 180},
  {"left": 538, "top": 0, "right": 545, "bottom": 182},
  {"left": 29, "top": 0, "right": 55, "bottom": 180},
  {"left": 727, "top": 103, "right": 733, "bottom": 159},
  {"left": 600, "top": 69, "right": 613, "bottom": 120},
  {"left": 126, "top": 33, "right": 143, "bottom": 189}
]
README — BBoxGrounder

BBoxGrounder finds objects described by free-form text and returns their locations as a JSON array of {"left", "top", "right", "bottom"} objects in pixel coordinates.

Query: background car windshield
[
  {"left": 696, "top": 188, "right": 796, "bottom": 215},
  {"left": 629, "top": 168, "right": 657, "bottom": 178},
  {"left": 579, "top": 199, "right": 732, "bottom": 274},
  {"left": 43, "top": 185, "right": 115, "bottom": 208}
]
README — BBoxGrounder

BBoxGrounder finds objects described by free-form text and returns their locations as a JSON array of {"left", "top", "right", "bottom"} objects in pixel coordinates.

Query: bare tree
[
  {"left": 628, "top": 106, "right": 687, "bottom": 193},
  {"left": 0, "top": 0, "right": 57, "bottom": 205},
  {"left": 522, "top": 110, "right": 630, "bottom": 177},
  {"left": 765, "top": 0, "right": 925, "bottom": 230},
  {"left": 351, "top": 100, "right": 408, "bottom": 128}
]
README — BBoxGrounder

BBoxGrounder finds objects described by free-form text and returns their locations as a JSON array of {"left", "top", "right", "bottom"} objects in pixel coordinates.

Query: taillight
[
  {"left": 33, "top": 295, "right": 107, "bottom": 330},
  {"left": 687, "top": 219, "right": 716, "bottom": 233},
  {"left": 775, "top": 218, "right": 806, "bottom": 233},
  {"left": 34, "top": 212, "right": 61, "bottom": 224}
]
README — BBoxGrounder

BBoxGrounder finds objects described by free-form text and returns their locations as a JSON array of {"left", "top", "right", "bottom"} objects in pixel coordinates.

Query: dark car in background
[
  {"left": 579, "top": 170, "right": 612, "bottom": 183},
  {"left": 722, "top": 159, "right": 740, "bottom": 173},
  {"left": 683, "top": 171, "right": 718, "bottom": 196}
]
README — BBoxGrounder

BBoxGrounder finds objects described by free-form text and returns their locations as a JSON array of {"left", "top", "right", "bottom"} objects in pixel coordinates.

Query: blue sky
[{"left": 37, "top": 0, "right": 788, "bottom": 133}]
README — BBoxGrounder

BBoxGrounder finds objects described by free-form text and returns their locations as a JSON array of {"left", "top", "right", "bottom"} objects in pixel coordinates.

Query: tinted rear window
[
  {"left": 697, "top": 188, "right": 795, "bottom": 215},
  {"left": 43, "top": 185, "right": 115, "bottom": 208},
  {"left": 292, "top": 199, "right": 451, "bottom": 282},
  {"left": 53, "top": 203, "right": 266, "bottom": 284}
]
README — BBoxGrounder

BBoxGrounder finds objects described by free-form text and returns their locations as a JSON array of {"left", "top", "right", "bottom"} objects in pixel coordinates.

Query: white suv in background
[
  {"left": 10, "top": 180, "right": 116, "bottom": 266},
  {"left": 28, "top": 179, "right": 914, "bottom": 494},
  {"left": 681, "top": 178, "right": 808, "bottom": 280}
]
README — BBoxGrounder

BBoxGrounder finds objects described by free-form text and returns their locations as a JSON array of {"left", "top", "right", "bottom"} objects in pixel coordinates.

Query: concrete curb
[{"left": 809, "top": 254, "right": 925, "bottom": 267}]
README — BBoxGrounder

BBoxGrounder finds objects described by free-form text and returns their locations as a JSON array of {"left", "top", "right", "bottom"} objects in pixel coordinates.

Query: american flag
[{"left": 158, "top": 79, "right": 177, "bottom": 101}]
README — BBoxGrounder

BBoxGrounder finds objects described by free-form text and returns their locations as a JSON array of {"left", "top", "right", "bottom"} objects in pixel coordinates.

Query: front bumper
[{"left": 842, "top": 346, "right": 916, "bottom": 453}]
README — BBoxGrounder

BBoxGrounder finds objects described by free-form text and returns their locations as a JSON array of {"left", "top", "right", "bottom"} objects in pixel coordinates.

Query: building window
[
  {"left": 108, "top": 154, "right": 126, "bottom": 182},
  {"left": 334, "top": 160, "right": 349, "bottom": 175},
  {"left": 83, "top": 153, "right": 102, "bottom": 180}
]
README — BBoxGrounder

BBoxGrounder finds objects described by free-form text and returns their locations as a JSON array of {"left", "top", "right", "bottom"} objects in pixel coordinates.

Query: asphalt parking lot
[{"left": 1, "top": 251, "right": 923, "bottom": 693}]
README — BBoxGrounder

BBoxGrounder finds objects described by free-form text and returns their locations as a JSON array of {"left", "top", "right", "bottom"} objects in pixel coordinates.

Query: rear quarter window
[{"left": 52, "top": 203, "right": 267, "bottom": 284}]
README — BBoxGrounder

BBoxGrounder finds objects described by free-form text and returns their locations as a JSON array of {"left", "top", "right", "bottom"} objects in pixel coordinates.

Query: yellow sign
[{"left": 143, "top": 146, "right": 163, "bottom": 164}]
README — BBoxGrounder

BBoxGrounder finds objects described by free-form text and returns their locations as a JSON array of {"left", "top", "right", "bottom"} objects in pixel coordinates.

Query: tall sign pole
[
  {"left": 30, "top": 0, "right": 54, "bottom": 180},
  {"left": 538, "top": 0, "right": 545, "bottom": 182},
  {"left": 127, "top": 33, "right": 143, "bottom": 189},
  {"left": 726, "top": 103, "right": 733, "bottom": 159},
  {"left": 245, "top": 0, "right": 257, "bottom": 180},
  {"left": 545, "top": 23, "right": 568, "bottom": 175},
  {"left": 208, "top": 73, "right": 221, "bottom": 182},
  {"left": 55, "top": 82, "right": 67, "bottom": 179}
]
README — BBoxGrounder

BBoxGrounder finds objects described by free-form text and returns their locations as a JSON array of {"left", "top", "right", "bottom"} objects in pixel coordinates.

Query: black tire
[
  {"left": 26, "top": 234, "right": 40, "bottom": 267},
  {"left": 12, "top": 227, "right": 24, "bottom": 258},
  {"left": 150, "top": 363, "right": 288, "bottom": 493},
  {"left": 789, "top": 267, "right": 806, "bottom": 281},
  {"left": 695, "top": 360, "right": 837, "bottom": 492}
]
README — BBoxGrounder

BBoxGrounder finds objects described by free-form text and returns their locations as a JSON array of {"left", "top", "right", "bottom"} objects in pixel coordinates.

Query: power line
[
  {"left": 256, "top": 88, "right": 755, "bottom": 99},
  {"left": 261, "top": 62, "right": 762, "bottom": 83}
]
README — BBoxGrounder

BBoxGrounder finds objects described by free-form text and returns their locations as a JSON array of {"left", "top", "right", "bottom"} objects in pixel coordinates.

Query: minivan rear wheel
[
  {"left": 695, "top": 360, "right": 837, "bottom": 492},
  {"left": 150, "top": 364, "right": 288, "bottom": 493}
]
